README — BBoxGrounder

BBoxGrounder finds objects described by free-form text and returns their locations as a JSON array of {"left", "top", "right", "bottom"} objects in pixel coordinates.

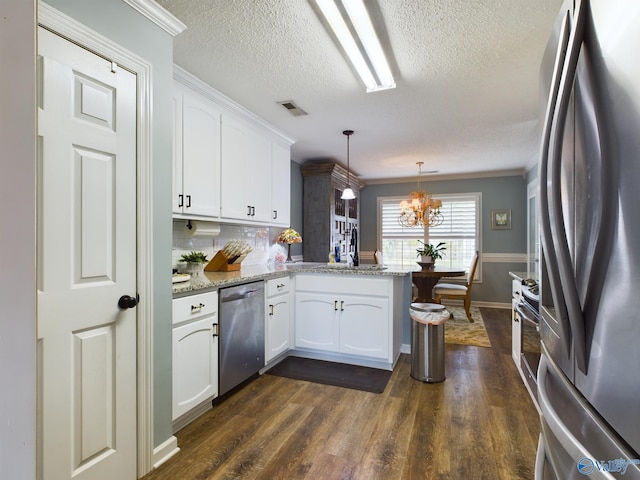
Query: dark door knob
[{"left": 118, "top": 295, "right": 138, "bottom": 309}]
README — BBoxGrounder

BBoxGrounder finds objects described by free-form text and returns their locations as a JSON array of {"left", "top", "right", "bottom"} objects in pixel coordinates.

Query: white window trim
[{"left": 377, "top": 192, "right": 482, "bottom": 282}]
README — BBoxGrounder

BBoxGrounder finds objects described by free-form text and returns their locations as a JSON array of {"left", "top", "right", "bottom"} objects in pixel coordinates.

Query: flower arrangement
[{"left": 277, "top": 228, "right": 302, "bottom": 244}]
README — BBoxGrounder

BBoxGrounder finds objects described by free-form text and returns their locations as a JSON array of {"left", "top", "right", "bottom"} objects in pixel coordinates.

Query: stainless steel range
[{"left": 515, "top": 278, "right": 541, "bottom": 408}]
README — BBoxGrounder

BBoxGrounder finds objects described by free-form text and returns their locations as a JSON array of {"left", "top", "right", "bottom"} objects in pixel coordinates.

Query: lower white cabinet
[
  {"left": 265, "top": 277, "right": 291, "bottom": 362},
  {"left": 294, "top": 274, "right": 400, "bottom": 365},
  {"left": 295, "top": 292, "right": 340, "bottom": 352},
  {"left": 172, "top": 291, "right": 218, "bottom": 421},
  {"left": 295, "top": 293, "right": 389, "bottom": 359},
  {"left": 339, "top": 296, "right": 389, "bottom": 359}
]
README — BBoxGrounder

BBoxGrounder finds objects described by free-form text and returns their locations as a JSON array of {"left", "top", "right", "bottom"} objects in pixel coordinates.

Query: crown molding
[
  {"left": 122, "top": 0, "right": 186, "bottom": 37},
  {"left": 363, "top": 168, "right": 526, "bottom": 185}
]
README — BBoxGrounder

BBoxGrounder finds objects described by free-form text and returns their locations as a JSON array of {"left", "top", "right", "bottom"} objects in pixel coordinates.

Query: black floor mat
[{"left": 265, "top": 356, "right": 392, "bottom": 394}]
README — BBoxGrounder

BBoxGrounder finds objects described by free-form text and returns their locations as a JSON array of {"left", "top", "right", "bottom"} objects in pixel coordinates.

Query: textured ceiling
[{"left": 156, "top": 0, "right": 561, "bottom": 181}]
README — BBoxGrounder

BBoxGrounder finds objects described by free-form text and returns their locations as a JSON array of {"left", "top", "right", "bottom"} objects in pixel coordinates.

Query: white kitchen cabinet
[
  {"left": 172, "top": 291, "right": 218, "bottom": 421},
  {"left": 172, "top": 81, "right": 221, "bottom": 218},
  {"left": 265, "top": 277, "right": 291, "bottom": 362},
  {"left": 340, "top": 296, "right": 389, "bottom": 359},
  {"left": 220, "top": 114, "right": 271, "bottom": 223},
  {"left": 295, "top": 292, "right": 340, "bottom": 352},
  {"left": 294, "top": 274, "right": 399, "bottom": 366},
  {"left": 270, "top": 141, "right": 291, "bottom": 226},
  {"left": 295, "top": 293, "right": 389, "bottom": 359}
]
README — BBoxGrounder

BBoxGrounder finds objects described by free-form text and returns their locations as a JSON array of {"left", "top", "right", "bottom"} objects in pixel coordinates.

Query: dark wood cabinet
[{"left": 301, "top": 161, "right": 364, "bottom": 263}]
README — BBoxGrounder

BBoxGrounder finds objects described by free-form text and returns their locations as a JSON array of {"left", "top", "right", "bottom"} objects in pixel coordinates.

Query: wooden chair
[{"left": 433, "top": 251, "right": 479, "bottom": 322}]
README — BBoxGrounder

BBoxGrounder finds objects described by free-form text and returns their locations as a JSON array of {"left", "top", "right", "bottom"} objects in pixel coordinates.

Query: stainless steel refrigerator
[{"left": 536, "top": 0, "right": 640, "bottom": 478}]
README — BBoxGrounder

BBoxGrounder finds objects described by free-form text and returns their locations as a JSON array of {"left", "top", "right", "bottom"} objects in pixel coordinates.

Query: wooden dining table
[{"left": 412, "top": 267, "right": 466, "bottom": 303}]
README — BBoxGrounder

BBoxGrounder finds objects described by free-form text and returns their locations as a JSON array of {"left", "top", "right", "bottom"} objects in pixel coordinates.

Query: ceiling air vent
[{"left": 278, "top": 100, "right": 308, "bottom": 117}]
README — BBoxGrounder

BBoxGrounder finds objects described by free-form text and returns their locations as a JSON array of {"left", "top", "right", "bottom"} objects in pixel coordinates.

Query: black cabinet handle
[
  {"left": 178, "top": 194, "right": 184, "bottom": 208},
  {"left": 186, "top": 195, "right": 191, "bottom": 208}
]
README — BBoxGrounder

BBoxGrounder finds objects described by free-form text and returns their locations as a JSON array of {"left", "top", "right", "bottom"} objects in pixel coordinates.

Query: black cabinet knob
[{"left": 118, "top": 295, "right": 138, "bottom": 309}]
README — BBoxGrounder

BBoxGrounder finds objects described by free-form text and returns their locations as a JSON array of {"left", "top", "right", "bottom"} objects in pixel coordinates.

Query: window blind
[{"left": 379, "top": 193, "right": 480, "bottom": 271}]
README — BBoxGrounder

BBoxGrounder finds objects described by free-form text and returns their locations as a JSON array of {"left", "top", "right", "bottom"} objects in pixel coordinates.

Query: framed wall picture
[{"left": 491, "top": 209, "right": 511, "bottom": 230}]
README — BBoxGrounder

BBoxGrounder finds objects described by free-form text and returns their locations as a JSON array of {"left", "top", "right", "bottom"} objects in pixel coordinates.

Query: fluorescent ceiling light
[{"left": 314, "top": 0, "right": 396, "bottom": 93}]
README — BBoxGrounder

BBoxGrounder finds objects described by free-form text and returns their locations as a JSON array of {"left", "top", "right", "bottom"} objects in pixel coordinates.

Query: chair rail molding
[{"left": 482, "top": 253, "right": 527, "bottom": 263}]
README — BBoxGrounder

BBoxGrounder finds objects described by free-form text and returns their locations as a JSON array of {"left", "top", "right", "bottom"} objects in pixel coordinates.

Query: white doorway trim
[{"left": 38, "top": 3, "right": 161, "bottom": 476}]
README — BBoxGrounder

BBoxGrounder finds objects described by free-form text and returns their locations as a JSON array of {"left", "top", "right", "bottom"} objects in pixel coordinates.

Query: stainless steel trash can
[{"left": 410, "top": 303, "right": 449, "bottom": 383}]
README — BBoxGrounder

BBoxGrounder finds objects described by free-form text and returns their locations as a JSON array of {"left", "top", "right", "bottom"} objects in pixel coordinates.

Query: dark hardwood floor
[{"left": 142, "top": 307, "right": 540, "bottom": 480}]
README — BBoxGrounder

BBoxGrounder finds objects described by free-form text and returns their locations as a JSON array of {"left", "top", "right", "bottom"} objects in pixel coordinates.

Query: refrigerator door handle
[
  {"left": 547, "top": 0, "right": 588, "bottom": 374},
  {"left": 539, "top": 8, "right": 572, "bottom": 354}
]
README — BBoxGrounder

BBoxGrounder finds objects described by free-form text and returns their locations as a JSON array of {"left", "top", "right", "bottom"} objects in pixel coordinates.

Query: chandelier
[{"left": 398, "top": 162, "right": 444, "bottom": 228}]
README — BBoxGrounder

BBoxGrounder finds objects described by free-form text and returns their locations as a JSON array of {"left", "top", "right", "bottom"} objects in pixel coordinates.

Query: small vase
[
  {"left": 183, "top": 262, "right": 206, "bottom": 286},
  {"left": 418, "top": 256, "right": 434, "bottom": 270}
]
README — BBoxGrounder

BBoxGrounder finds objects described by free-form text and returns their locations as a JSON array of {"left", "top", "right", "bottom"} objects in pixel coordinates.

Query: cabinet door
[
  {"left": 248, "top": 131, "right": 272, "bottom": 222},
  {"left": 339, "top": 295, "right": 389, "bottom": 359},
  {"left": 220, "top": 114, "right": 251, "bottom": 220},
  {"left": 181, "top": 90, "right": 221, "bottom": 217},
  {"left": 221, "top": 115, "right": 272, "bottom": 222},
  {"left": 172, "top": 317, "right": 218, "bottom": 420},
  {"left": 172, "top": 85, "right": 184, "bottom": 214},
  {"left": 266, "top": 293, "right": 290, "bottom": 361},
  {"left": 271, "top": 141, "right": 291, "bottom": 226},
  {"left": 295, "top": 292, "right": 340, "bottom": 352}
]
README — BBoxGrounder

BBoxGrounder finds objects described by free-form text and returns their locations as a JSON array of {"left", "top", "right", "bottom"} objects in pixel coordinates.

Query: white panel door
[{"left": 37, "top": 27, "right": 137, "bottom": 480}]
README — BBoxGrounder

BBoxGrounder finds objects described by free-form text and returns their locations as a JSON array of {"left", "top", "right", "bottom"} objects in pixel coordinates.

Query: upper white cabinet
[
  {"left": 220, "top": 114, "right": 272, "bottom": 223},
  {"left": 172, "top": 81, "right": 221, "bottom": 218},
  {"left": 173, "top": 66, "right": 293, "bottom": 226},
  {"left": 271, "top": 141, "right": 291, "bottom": 227}
]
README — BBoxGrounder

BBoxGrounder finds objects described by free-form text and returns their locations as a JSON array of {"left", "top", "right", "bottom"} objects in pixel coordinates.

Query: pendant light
[{"left": 341, "top": 129, "right": 356, "bottom": 200}]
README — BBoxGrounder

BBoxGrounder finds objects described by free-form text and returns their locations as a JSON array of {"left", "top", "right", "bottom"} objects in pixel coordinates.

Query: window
[{"left": 378, "top": 193, "right": 481, "bottom": 274}]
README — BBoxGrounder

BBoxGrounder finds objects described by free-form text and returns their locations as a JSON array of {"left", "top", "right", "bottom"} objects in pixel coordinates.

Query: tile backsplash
[{"left": 172, "top": 220, "right": 288, "bottom": 270}]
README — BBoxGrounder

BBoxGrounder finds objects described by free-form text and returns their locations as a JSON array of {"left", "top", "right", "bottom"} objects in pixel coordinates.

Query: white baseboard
[
  {"left": 440, "top": 299, "right": 510, "bottom": 309},
  {"left": 152, "top": 435, "right": 180, "bottom": 470},
  {"left": 400, "top": 343, "right": 411, "bottom": 354}
]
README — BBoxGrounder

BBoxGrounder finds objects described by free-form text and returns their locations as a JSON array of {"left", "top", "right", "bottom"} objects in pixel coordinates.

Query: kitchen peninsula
[
  {"left": 171, "top": 263, "right": 409, "bottom": 428},
  {"left": 172, "top": 262, "right": 407, "bottom": 296}
]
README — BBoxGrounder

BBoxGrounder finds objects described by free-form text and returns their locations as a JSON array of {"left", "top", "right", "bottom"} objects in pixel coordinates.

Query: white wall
[{"left": 0, "top": 1, "right": 37, "bottom": 479}]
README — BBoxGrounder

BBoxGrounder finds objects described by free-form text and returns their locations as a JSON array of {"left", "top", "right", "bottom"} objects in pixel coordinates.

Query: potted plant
[
  {"left": 178, "top": 251, "right": 209, "bottom": 275},
  {"left": 416, "top": 241, "right": 446, "bottom": 266}
]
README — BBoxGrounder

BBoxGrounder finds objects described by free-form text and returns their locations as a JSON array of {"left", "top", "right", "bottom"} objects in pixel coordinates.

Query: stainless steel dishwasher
[{"left": 218, "top": 281, "right": 265, "bottom": 396}]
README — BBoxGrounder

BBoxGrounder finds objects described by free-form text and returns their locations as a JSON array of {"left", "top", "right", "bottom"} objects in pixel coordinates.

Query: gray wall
[
  {"left": 1, "top": 2, "right": 36, "bottom": 479},
  {"left": 41, "top": 0, "right": 175, "bottom": 447},
  {"left": 359, "top": 175, "right": 528, "bottom": 304}
]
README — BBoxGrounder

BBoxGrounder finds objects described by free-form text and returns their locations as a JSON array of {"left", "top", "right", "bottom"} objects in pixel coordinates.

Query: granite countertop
[
  {"left": 173, "top": 263, "right": 411, "bottom": 297},
  {"left": 509, "top": 271, "right": 539, "bottom": 283}
]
